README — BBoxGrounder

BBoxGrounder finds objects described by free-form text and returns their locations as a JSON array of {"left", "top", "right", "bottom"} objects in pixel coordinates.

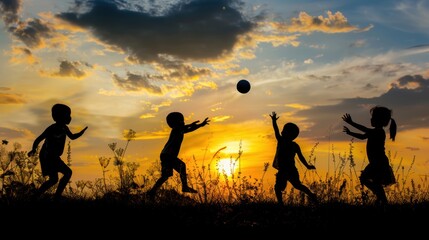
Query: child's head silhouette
[
  {"left": 166, "top": 112, "right": 184, "bottom": 128},
  {"left": 370, "top": 105, "right": 397, "bottom": 141},
  {"left": 282, "top": 122, "right": 299, "bottom": 140},
  {"left": 52, "top": 103, "right": 71, "bottom": 124},
  {"left": 370, "top": 106, "right": 391, "bottom": 127}
]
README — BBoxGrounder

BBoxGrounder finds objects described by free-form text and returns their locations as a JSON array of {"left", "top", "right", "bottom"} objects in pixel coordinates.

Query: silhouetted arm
[
  {"left": 342, "top": 113, "right": 370, "bottom": 132},
  {"left": 343, "top": 126, "right": 367, "bottom": 140},
  {"left": 28, "top": 129, "right": 48, "bottom": 157},
  {"left": 67, "top": 126, "right": 88, "bottom": 140},
  {"left": 295, "top": 143, "right": 315, "bottom": 170},
  {"left": 184, "top": 117, "right": 210, "bottom": 133},
  {"left": 270, "top": 112, "right": 281, "bottom": 140}
]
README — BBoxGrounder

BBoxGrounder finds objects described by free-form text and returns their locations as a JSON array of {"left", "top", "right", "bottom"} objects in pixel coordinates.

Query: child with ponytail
[{"left": 342, "top": 105, "right": 397, "bottom": 205}]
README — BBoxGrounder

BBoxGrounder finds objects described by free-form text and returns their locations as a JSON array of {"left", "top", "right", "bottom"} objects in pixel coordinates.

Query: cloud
[
  {"left": 351, "top": 1, "right": 429, "bottom": 37},
  {"left": 384, "top": 1, "right": 429, "bottom": 35},
  {"left": 304, "top": 58, "right": 313, "bottom": 64},
  {"left": 139, "top": 113, "right": 156, "bottom": 119},
  {"left": 211, "top": 115, "right": 231, "bottom": 122},
  {"left": 0, "top": 126, "right": 32, "bottom": 139},
  {"left": 56, "top": 0, "right": 255, "bottom": 63},
  {"left": 0, "top": 0, "right": 21, "bottom": 25},
  {"left": 295, "top": 75, "right": 429, "bottom": 141},
  {"left": 7, "top": 46, "right": 39, "bottom": 65},
  {"left": 8, "top": 18, "right": 56, "bottom": 49},
  {"left": 349, "top": 39, "right": 367, "bottom": 48},
  {"left": 406, "top": 147, "right": 419, "bottom": 151},
  {"left": 40, "top": 60, "right": 92, "bottom": 78},
  {"left": 113, "top": 72, "right": 163, "bottom": 94},
  {"left": 0, "top": 93, "right": 26, "bottom": 104},
  {"left": 0, "top": 0, "right": 378, "bottom": 97},
  {"left": 270, "top": 11, "right": 371, "bottom": 33}
]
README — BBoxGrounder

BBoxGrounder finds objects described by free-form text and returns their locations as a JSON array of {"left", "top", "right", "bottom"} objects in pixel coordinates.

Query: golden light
[{"left": 217, "top": 158, "right": 238, "bottom": 177}]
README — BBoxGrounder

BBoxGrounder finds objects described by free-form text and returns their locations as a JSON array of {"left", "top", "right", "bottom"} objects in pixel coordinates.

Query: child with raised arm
[
  {"left": 28, "top": 103, "right": 88, "bottom": 200},
  {"left": 147, "top": 112, "right": 210, "bottom": 199},
  {"left": 342, "top": 105, "right": 396, "bottom": 205},
  {"left": 270, "top": 111, "right": 318, "bottom": 205}
]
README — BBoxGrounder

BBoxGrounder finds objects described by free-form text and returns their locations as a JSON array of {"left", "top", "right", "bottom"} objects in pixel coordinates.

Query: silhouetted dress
[{"left": 361, "top": 128, "right": 396, "bottom": 186}]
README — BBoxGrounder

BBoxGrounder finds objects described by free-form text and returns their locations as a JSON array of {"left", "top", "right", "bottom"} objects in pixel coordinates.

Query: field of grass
[
  {"left": 1, "top": 135, "right": 428, "bottom": 237},
  {"left": 1, "top": 194, "right": 428, "bottom": 237}
]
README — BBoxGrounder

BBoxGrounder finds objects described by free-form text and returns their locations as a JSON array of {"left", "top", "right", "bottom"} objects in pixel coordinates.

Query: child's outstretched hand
[
  {"left": 78, "top": 126, "right": 88, "bottom": 136},
  {"left": 200, "top": 117, "right": 210, "bottom": 127},
  {"left": 342, "top": 113, "right": 352, "bottom": 124},
  {"left": 343, "top": 126, "right": 351, "bottom": 134}
]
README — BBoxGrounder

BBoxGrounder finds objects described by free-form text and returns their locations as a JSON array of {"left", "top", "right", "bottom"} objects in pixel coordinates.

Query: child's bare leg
[
  {"left": 299, "top": 186, "right": 318, "bottom": 203},
  {"left": 55, "top": 168, "right": 72, "bottom": 199},
  {"left": 274, "top": 185, "right": 283, "bottom": 205},
  {"left": 34, "top": 173, "right": 58, "bottom": 199},
  {"left": 274, "top": 173, "right": 287, "bottom": 205},
  {"left": 148, "top": 176, "right": 168, "bottom": 198},
  {"left": 361, "top": 178, "right": 387, "bottom": 204},
  {"left": 291, "top": 181, "right": 318, "bottom": 203},
  {"left": 373, "top": 185, "right": 388, "bottom": 205},
  {"left": 178, "top": 162, "right": 197, "bottom": 193}
]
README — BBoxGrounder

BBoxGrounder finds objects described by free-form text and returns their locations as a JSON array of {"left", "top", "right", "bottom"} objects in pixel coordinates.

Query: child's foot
[{"left": 182, "top": 186, "right": 197, "bottom": 193}]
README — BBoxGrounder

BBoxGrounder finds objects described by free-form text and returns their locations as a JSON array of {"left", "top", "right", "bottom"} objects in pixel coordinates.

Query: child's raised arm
[{"left": 270, "top": 112, "right": 281, "bottom": 140}]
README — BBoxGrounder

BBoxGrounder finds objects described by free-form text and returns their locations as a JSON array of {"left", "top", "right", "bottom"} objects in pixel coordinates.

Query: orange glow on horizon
[{"left": 216, "top": 158, "right": 239, "bottom": 177}]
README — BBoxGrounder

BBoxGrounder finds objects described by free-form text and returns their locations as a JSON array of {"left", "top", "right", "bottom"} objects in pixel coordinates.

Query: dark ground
[{"left": 1, "top": 197, "right": 428, "bottom": 238}]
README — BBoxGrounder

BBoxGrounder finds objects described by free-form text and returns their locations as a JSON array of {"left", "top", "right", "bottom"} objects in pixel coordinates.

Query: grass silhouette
[{"left": 1, "top": 133, "right": 428, "bottom": 235}]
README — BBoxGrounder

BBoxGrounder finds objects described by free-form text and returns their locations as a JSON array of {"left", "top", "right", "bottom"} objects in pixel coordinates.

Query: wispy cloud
[{"left": 0, "top": 93, "right": 26, "bottom": 104}]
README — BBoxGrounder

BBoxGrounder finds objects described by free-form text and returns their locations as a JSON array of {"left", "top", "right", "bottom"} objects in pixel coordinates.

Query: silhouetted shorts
[
  {"left": 160, "top": 153, "right": 186, "bottom": 178},
  {"left": 275, "top": 167, "right": 301, "bottom": 191},
  {"left": 39, "top": 152, "right": 68, "bottom": 176}
]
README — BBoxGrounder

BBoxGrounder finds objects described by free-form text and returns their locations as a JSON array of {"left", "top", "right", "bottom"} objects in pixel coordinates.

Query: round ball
[{"left": 237, "top": 79, "right": 251, "bottom": 94}]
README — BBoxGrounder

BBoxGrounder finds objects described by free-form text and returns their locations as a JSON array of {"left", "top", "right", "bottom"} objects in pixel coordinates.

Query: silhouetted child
[
  {"left": 270, "top": 111, "right": 318, "bottom": 205},
  {"left": 147, "top": 112, "right": 210, "bottom": 199},
  {"left": 342, "top": 105, "right": 397, "bottom": 205},
  {"left": 28, "top": 103, "right": 88, "bottom": 200}
]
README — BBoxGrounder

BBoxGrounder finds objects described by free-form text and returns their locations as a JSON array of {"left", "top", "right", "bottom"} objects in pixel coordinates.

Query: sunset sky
[{"left": 1, "top": 0, "right": 428, "bottom": 189}]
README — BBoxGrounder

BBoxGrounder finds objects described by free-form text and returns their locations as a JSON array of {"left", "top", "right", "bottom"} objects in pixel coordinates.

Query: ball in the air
[{"left": 236, "top": 79, "right": 251, "bottom": 94}]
